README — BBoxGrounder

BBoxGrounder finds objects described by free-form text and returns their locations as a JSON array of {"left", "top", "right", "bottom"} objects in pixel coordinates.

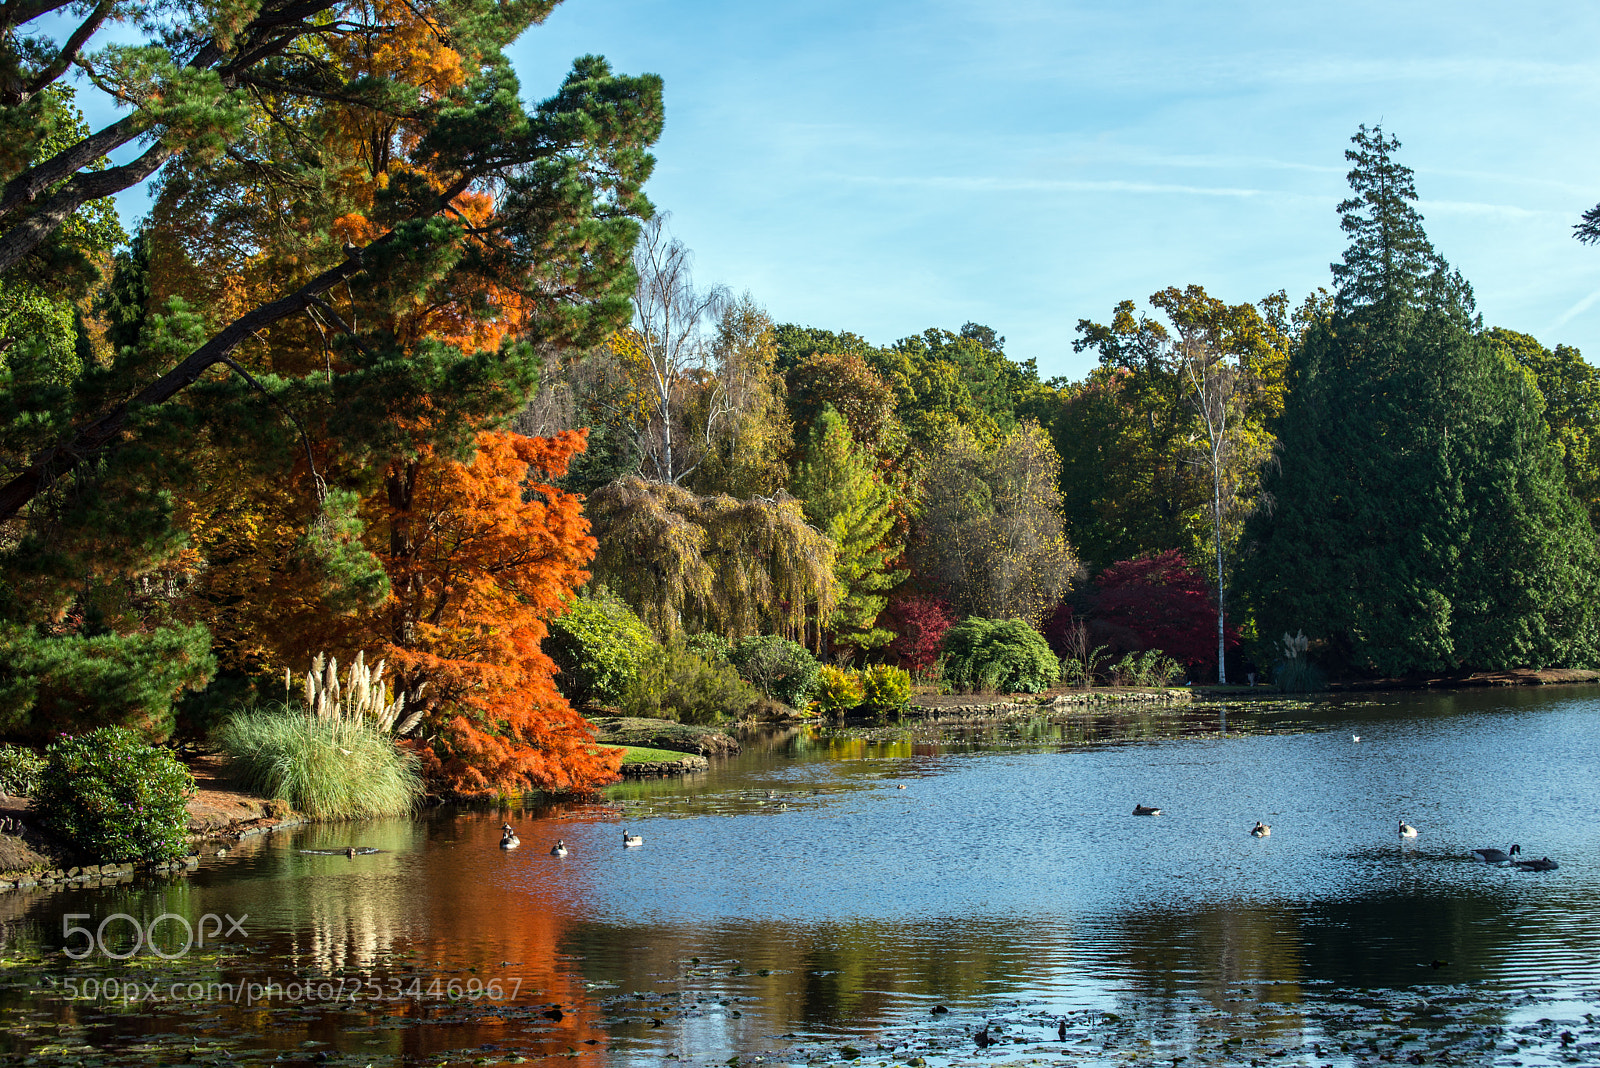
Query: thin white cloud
[{"left": 1543, "top": 284, "right": 1600, "bottom": 335}]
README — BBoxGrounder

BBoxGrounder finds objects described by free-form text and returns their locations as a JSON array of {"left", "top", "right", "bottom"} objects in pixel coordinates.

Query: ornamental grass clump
[
  {"left": 32, "top": 728, "right": 195, "bottom": 863},
  {"left": 216, "top": 702, "right": 424, "bottom": 819},
  {"left": 220, "top": 651, "right": 425, "bottom": 819}
]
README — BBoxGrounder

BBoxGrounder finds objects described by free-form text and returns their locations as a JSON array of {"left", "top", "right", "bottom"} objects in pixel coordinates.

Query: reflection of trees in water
[
  {"left": 561, "top": 916, "right": 1056, "bottom": 1031},
  {"left": 1091, "top": 887, "right": 1576, "bottom": 1052}
]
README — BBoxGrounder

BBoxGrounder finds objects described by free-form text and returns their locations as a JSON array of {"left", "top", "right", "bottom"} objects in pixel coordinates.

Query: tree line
[{"left": 3, "top": 0, "right": 1599, "bottom": 794}]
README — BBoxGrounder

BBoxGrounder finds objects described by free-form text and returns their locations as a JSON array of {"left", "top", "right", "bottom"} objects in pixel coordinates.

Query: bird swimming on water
[
  {"left": 1398, "top": 819, "right": 1418, "bottom": 838},
  {"left": 623, "top": 832, "right": 643, "bottom": 847},
  {"left": 1472, "top": 844, "right": 1520, "bottom": 864},
  {"left": 499, "top": 823, "right": 520, "bottom": 850},
  {"left": 1133, "top": 804, "right": 1161, "bottom": 816},
  {"left": 1251, "top": 821, "right": 1271, "bottom": 837},
  {"left": 1512, "top": 856, "right": 1558, "bottom": 872},
  {"left": 550, "top": 839, "right": 568, "bottom": 857}
]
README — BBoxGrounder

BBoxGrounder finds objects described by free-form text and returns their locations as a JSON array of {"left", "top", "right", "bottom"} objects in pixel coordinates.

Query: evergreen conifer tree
[
  {"left": 1241, "top": 127, "right": 1599, "bottom": 674},
  {"left": 791, "top": 405, "right": 907, "bottom": 652}
]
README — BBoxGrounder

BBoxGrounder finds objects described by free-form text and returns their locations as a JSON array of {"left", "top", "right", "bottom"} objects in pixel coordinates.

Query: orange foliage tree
[{"left": 317, "top": 428, "right": 619, "bottom": 795}]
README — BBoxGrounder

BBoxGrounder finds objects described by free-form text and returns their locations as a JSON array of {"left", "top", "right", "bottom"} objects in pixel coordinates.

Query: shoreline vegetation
[{"left": 7, "top": 668, "right": 1597, "bottom": 888}]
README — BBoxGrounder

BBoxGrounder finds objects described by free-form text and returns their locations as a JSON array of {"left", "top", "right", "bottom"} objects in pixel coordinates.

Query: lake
[{"left": 2, "top": 687, "right": 1598, "bottom": 1067}]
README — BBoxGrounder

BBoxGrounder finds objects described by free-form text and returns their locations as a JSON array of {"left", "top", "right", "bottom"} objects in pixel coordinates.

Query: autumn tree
[
  {"left": 685, "top": 295, "right": 793, "bottom": 498},
  {"left": 359, "top": 430, "right": 616, "bottom": 795},
  {"left": 791, "top": 405, "right": 907, "bottom": 653},
  {"left": 914, "top": 421, "right": 1075, "bottom": 626},
  {"left": 627, "top": 214, "right": 728, "bottom": 483},
  {"left": 1, "top": 0, "right": 662, "bottom": 727},
  {"left": 586, "top": 477, "right": 836, "bottom": 640},
  {"left": 785, "top": 352, "right": 904, "bottom": 466},
  {"left": 1092, "top": 551, "right": 1239, "bottom": 672}
]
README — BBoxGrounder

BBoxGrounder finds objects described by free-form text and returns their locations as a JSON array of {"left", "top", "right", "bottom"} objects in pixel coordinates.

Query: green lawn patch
[{"left": 617, "top": 746, "right": 694, "bottom": 764}]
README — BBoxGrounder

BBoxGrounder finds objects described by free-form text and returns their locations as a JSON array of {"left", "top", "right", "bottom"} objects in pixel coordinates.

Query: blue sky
[{"left": 506, "top": 0, "right": 1600, "bottom": 379}]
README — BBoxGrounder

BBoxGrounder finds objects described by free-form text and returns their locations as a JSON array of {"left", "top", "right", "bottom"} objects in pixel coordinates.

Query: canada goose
[
  {"left": 1251, "top": 821, "right": 1271, "bottom": 837},
  {"left": 1398, "top": 819, "right": 1418, "bottom": 838},
  {"left": 1133, "top": 804, "right": 1161, "bottom": 816},
  {"left": 974, "top": 1024, "right": 992, "bottom": 1048},
  {"left": 1472, "top": 844, "right": 1520, "bottom": 864},
  {"left": 499, "top": 831, "right": 519, "bottom": 850},
  {"left": 623, "top": 832, "right": 643, "bottom": 847},
  {"left": 1512, "top": 856, "right": 1559, "bottom": 872},
  {"left": 550, "top": 839, "right": 568, "bottom": 857}
]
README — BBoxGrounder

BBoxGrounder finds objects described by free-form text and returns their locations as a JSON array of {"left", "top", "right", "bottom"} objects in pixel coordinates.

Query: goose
[
  {"left": 1251, "top": 821, "right": 1271, "bottom": 837},
  {"left": 1133, "top": 804, "right": 1162, "bottom": 816},
  {"left": 1512, "top": 856, "right": 1558, "bottom": 872},
  {"left": 549, "top": 839, "right": 568, "bottom": 857},
  {"left": 1472, "top": 844, "right": 1520, "bottom": 864},
  {"left": 623, "top": 832, "right": 644, "bottom": 847},
  {"left": 1398, "top": 819, "right": 1419, "bottom": 838},
  {"left": 499, "top": 827, "right": 520, "bottom": 850}
]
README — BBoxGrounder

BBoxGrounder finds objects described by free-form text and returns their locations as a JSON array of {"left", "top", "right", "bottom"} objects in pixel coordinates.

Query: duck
[
  {"left": 1352, "top": 734, "right": 1362, "bottom": 743},
  {"left": 1133, "top": 804, "right": 1162, "bottom": 816},
  {"left": 1512, "top": 856, "right": 1558, "bottom": 872},
  {"left": 549, "top": 839, "right": 568, "bottom": 857},
  {"left": 1398, "top": 819, "right": 1419, "bottom": 838},
  {"left": 499, "top": 824, "right": 520, "bottom": 850},
  {"left": 1251, "top": 821, "right": 1271, "bottom": 837},
  {"left": 623, "top": 832, "right": 644, "bottom": 847},
  {"left": 1472, "top": 844, "right": 1520, "bottom": 864}
]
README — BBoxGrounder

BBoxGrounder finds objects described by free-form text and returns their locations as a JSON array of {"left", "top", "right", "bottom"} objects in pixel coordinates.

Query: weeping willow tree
[{"left": 586, "top": 478, "right": 837, "bottom": 639}]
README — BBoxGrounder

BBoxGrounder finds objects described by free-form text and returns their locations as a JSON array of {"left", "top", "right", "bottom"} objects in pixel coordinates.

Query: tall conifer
[{"left": 1241, "top": 127, "right": 1599, "bottom": 674}]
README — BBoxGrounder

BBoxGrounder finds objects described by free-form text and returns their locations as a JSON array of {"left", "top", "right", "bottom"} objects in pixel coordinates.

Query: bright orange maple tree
[{"left": 348, "top": 428, "right": 620, "bottom": 795}]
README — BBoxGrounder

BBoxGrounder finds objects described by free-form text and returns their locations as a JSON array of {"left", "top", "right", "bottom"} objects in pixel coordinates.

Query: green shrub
[
  {"left": 729, "top": 636, "right": 820, "bottom": 707},
  {"left": 622, "top": 637, "right": 758, "bottom": 725},
  {"left": 32, "top": 728, "right": 195, "bottom": 862},
  {"left": 813, "top": 665, "right": 864, "bottom": 714},
  {"left": 683, "top": 632, "right": 732, "bottom": 663},
  {"left": 216, "top": 703, "right": 423, "bottom": 819},
  {"left": 858, "top": 663, "right": 912, "bottom": 715},
  {"left": 0, "top": 743, "right": 44, "bottom": 797},
  {"left": 545, "top": 591, "right": 658, "bottom": 707},
  {"left": 940, "top": 617, "right": 1060, "bottom": 694}
]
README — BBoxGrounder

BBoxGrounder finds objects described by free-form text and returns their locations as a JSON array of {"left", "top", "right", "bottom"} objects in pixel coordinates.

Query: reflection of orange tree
[{"left": 403, "top": 827, "right": 608, "bottom": 1063}]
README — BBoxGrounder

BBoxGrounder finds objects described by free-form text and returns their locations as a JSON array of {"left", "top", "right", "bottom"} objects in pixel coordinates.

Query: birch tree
[{"left": 630, "top": 214, "right": 728, "bottom": 483}]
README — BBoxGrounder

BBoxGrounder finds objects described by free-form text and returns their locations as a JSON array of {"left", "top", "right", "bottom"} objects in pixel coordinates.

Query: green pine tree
[
  {"left": 1240, "top": 127, "right": 1600, "bottom": 675},
  {"left": 792, "top": 405, "right": 908, "bottom": 653}
]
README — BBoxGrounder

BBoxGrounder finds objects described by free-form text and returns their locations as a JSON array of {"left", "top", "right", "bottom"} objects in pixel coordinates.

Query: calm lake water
[{"left": 3, "top": 688, "right": 1599, "bottom": 1067}]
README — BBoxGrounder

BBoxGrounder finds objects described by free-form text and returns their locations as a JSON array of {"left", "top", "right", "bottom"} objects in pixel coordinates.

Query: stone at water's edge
[
  {"left": 589, "top": 716, "right": 740, "bottom": 756},
  {"left": 619, "top": 754, "right": 711, "bottom": 778}
]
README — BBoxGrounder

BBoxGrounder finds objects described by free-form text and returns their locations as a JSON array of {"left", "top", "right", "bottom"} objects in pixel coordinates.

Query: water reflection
[{"left": 0, "top": 687, "right": 1596, "bottom": 1066}]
